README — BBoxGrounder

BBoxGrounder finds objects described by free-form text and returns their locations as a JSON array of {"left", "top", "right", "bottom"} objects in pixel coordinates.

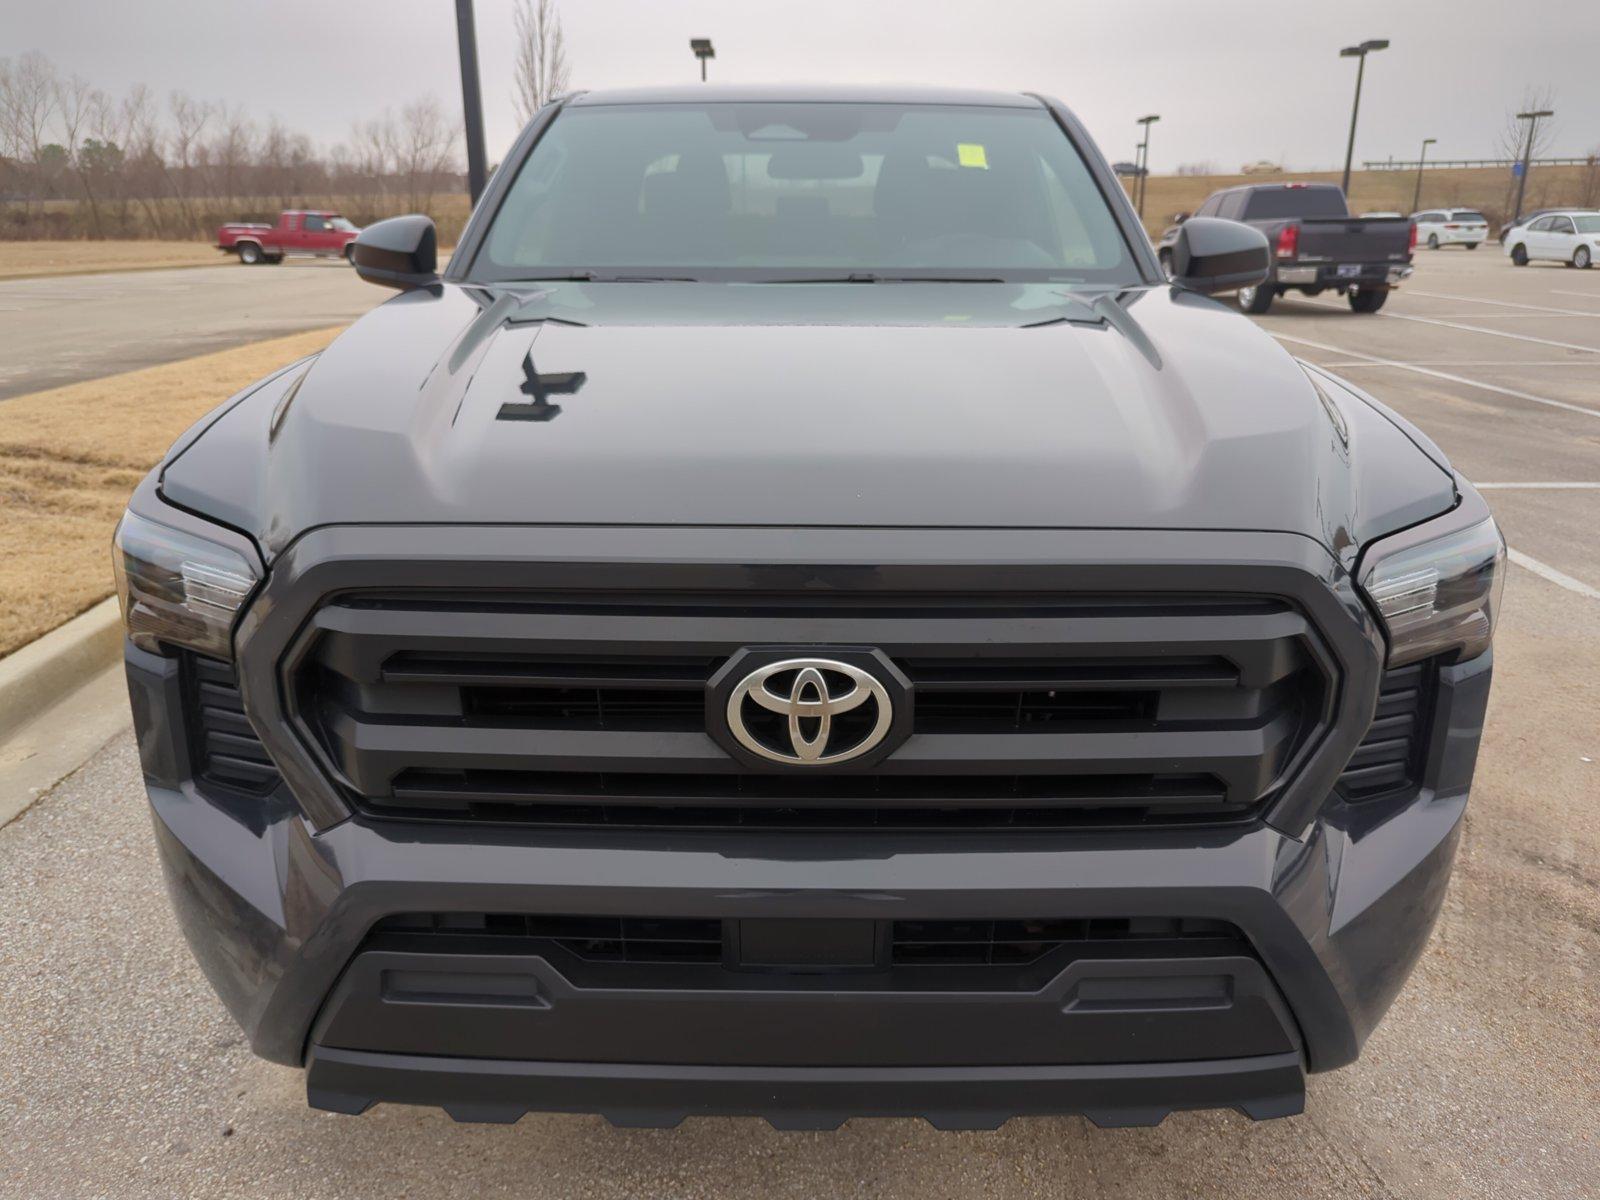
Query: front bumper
[{"left": 130, "top": 636, "right": 1491, "bottom": 1127}]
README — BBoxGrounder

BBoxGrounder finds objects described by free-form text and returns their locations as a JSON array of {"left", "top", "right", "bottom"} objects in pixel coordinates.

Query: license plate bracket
[{"left": 1336, "top": 264, "right": 1362, "bottom": 279}]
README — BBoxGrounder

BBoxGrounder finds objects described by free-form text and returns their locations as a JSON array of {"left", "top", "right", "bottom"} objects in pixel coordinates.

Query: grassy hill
[{"left": 1125, "top": 163, "right": 1599, "bottom": 235}]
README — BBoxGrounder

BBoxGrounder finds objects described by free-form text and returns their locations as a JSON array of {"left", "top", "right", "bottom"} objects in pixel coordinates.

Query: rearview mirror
[
  {"left": 1168, "top": 217, "right": 1270, "bottom": 295},
  {"left": 351, "top": 214, "right": 439, "bottom": 291}
]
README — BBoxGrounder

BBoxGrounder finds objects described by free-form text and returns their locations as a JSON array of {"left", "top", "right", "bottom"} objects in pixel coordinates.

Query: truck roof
[
  {"left": 568, "top": 84, "right": 1041, "bottom": 108},
  {"left": 1218, "top": 182, "right": 1344, "bottom": 196}
]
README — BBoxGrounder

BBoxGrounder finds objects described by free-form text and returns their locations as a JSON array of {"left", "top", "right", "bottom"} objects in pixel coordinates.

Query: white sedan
[
  {"left": 1505, "top": 210, "right": 1600, "bottom": 268},
  {"left": 1411, "top": 208, "right": 1489, "bottom": 250}
]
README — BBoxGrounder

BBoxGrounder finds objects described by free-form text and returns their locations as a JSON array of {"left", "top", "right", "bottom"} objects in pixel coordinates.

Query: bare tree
[
  {"left": 1577, "top": 150, "right": 1600, "bottom": 211},
  {"left": 164, "top": 91, "right": 213, "bottom": 229},
  {"left": 55, "top": 74, "right": 110, "bottom": 236},
  {"left": 202, "top": 103, "right": 256, "bottom": 205},
  {"left": 0, "top": 52, "right": 60, "bottom": 210},
  {"left": 1495, "top": 86, "right": 1558, "bottom": 162},
  {"left": 1495, "top": 87, "right": 1557, "bottom": 218},
  {"left": 395, "top": 97, "right": 459, "bottom": 212},
  {"left": 512, "top": 0, "right": 571, "bottom": 124}
]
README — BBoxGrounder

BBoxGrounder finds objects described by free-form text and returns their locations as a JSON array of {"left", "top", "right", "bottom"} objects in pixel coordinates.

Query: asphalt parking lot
[
  {"left": 0, "top": 258, "right": 375, "bottom": 398},
  {"left": 1, "top": 248, "right": 1596, "bottom": 1199}
]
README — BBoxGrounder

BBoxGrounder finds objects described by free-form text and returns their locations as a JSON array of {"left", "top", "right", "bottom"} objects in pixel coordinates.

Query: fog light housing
[
  {"left": 1358, "top": 491, "right": 1505, "bottom": 667},
  {"left": 112, "top": 509, "right": 260, "bottom": 658}
]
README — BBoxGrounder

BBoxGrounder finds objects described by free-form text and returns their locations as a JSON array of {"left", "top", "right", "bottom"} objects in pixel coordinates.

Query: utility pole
[
  {"left": 1339, "top": 39, "right": 1389, "bottom": 196},
  {"left": 455, "top": 0, "right": 488, "bottom": 205},
  {"left": 1513, "top": 108, "right": 1554, "bottom": 221},
  {"left": 1411, "top": 137, "right": 1436, "bottom": 212},
  {"left": 1135, "top": 114, "right": 1159, "bottom": 219}
]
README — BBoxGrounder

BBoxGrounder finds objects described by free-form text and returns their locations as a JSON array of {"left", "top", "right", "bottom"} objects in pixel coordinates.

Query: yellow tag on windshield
[{"left": 957, "top": 143, "right": 989, "bottom": 169}]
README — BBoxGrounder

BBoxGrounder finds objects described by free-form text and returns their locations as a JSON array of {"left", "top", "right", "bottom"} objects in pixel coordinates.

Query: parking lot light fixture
[
  {"left": 1412, "top": 137, "right": 1436, "bottom": 212},
  {"left": 1513, "top": 108, "right": 1555, "bottom": 222},
  {"left": 1339, "top": 39, "right": 1390, "bottom": 196},
  {"left": 1135, "top": 114, "right": 1160, "bottom": 219},
  {"left": 690, "top": 38, "right": 715, "bottom": 82}
]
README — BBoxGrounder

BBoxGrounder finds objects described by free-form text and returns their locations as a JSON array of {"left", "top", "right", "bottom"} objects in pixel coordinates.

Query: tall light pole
[
  {"left": 690, "top": 38, "right": 715, "bottom": 82},
  {"left": 1339, "top": 39, "right": 1389, "bottom": 196},
  {"left": 1135, "top": 114, "right": 1160, "bottom": 219},
  {"left": 1411, "top": 137, "right": 1436, "bottom": 213},
  {"left": 455, "top": 0, "right": 488, "bottom": 205},
  {"left": 1512, "top": 108, "right": 1554, "bottom": 222}
]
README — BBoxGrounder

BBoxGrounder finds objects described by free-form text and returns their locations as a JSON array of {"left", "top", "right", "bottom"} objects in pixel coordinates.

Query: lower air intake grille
[
  {"left": 185, "top": 654, "right": 279, "bottom": 796},
  {"left": 1339, "top": 661, "right": 1434, "bottom": 800},
  {"left": 369, "top": 913, "right": 1252, "bottom": 977}
]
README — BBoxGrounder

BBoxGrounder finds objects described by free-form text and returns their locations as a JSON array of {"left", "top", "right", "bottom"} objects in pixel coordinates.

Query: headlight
[
  {"left": 112, "top": 508, "right": 261, "bottom": 658},
  {"left": 1358, "top": 496, "right": 1505, "bottom": 668}
]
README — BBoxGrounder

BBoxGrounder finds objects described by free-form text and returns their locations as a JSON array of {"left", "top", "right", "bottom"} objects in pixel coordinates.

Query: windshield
[
  {"left": 1574, "top": 215, "right": 1600, "bottom": 233},
  {"left": 1241, "top": 187, "right": 1349, "bottom": 220},
  {"left": 472, "top": 102, "right": 1138, "bottom": 284},
  {"left": 329, "top": 216, "right": 359, "bottom": 232},
  {"left": 1453, "top": 212, "right": 1487, "bottom": 223}
]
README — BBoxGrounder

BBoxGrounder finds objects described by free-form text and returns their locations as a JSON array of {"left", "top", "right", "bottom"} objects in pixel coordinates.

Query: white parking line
[
  {"left": 1271, "top": 332, "right": 1600, "bottom": 419},
  {"left": 1323, "top": 359, "right": 1597, "bottom": 368},
  {"left": 1478, "top": 482, "right": 1600, "bottom": 489},
  {"left": 1508, "top": 548, "right": 1600, "bottom": 601},
  {"left": 1404, "top": 290, "right": 1600, "bottom": 317},
  {"left": 1550, "top": 290, "right": 1600, "bottom": 300},
  {"left": 1289, "top": 299, "right": 1600, "bottom": 355}
]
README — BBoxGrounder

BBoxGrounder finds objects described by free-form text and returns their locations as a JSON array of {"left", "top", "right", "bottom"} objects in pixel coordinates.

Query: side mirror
[
  {"left": 1168, "top": 216, "right": 1270, "bottom": 295},
  {"left": 351, "top": 214, "right": 439, "bottom": 291}
]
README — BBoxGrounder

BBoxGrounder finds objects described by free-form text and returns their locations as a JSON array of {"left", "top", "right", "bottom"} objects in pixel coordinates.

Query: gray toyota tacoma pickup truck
[{"left": 115, "top": 86, "right": 1503, "bottom": 1130}]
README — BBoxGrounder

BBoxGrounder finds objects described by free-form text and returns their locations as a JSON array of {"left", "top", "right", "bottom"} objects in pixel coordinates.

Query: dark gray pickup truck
[
  {"left": 116, "top": 86, "right": 1500, "bottom": 1131},
  {"left": 1158, "top": 182, "right": 1414, "bottom": 313}
]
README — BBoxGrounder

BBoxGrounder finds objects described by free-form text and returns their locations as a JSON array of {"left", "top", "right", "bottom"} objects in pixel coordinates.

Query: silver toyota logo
[{"left": 725, "top": 658, "right": 895, "bottom": 765}]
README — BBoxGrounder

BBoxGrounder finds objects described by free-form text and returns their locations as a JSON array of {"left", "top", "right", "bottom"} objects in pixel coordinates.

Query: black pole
[
  {"left": 1340, "top": 53, "right": 1366, "bottom": 195},
  {"left": 1513, "top": 117, "right": 1538, "bottom": 222},
  {"left": 1410, "top": 139, "right": 1431, "bottom": 212},
  {"left": 700, "top": 57, "right": 707, "bottom": 83},
  {"left": 1137, "top": 129, "right": 1152, "bottom": 218},
  {"left": 455, "top": 0, "right": 488, "bottom": 206}
]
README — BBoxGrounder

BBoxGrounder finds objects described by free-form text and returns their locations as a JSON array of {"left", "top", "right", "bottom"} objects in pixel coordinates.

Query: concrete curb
[{"left": 0, "top": 597, "right": 123, "bottom": 736}]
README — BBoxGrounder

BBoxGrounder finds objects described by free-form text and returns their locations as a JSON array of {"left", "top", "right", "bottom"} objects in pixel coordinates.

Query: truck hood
[{"left": 160, "top": 281, "right": 1456, "bottom": 560}]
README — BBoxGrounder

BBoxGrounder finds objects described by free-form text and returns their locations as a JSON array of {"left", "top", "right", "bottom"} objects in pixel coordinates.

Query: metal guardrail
[{"left": 1363, "top": 157, "right": 1594, "bottom": 170}]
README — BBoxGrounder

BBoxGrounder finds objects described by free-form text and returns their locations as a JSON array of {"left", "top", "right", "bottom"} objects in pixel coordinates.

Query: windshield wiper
[{"left": 755, "top": 273, "right": 1007, "bottom": 284}]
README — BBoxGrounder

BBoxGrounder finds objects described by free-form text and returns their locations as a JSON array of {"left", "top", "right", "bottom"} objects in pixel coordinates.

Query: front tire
[
  {"left": 1576, "top": 245, "right": 1593, "bottom": 270},
  {"left": 1427, "top": 233, "right": 1440, "bottom": 250},
  {"left": 1466, "top": 242, "right": 1479, "bottom": 250},
  {"left": 343, "top": 244, "right": 356, "bottom": 264},
  {"left": 236, "top": 242, "right": 262, "bottom": 265},
  {"left": 1237, "top": 282, "right": 1274, "bottom": 314},
  {"left": 1348, "top": 287, "right": 1389, "bottom": 314},
  {"left": 1511, "top": 244, "right": 1529, "bottom": 266}
]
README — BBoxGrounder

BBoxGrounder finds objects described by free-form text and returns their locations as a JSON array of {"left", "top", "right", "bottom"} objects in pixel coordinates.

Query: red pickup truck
[{"left": 215, "top": 210, "right": 361, "bottom": 265}]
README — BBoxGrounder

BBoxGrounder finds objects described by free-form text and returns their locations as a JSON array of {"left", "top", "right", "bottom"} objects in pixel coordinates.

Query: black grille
[
  {"left": 295, "top": 591, "right": 1329, "bottom": 830},
  {"left": 185, "top": 654, "right": 279, "bottom": 795},
  {"left": 374, "top": 913, "right": 724, "bottom": 963},
  {"left": 1339, "top": 661, "right": 1433, "bottom": 800},
  {"left": 891, "top": 916, "right": 1245, "bottom": 965},
  {"left": 369, "top": 912, "right": 1251, "bottom": 973}
]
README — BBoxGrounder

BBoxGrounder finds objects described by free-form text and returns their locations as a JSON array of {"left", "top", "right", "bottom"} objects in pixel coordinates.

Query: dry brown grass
[
  {"left": 0, "top": 240, "right": 225, "bottom": 280},
  {"left": 0, "top": 327, "right": 345, "bottom": 657},
  {"left": 1124, "top": 164, "right": 1597, "bottom": 236}
]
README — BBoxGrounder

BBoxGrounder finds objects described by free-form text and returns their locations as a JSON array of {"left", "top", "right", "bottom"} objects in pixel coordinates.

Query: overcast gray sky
[{"left": 10, "top": 0, "right": 1598, "bottom": 171}]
